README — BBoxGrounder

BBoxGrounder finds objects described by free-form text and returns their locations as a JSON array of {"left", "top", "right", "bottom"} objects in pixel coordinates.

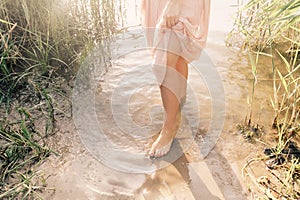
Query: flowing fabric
[
  {"left": 140, "top": 0, "right": 210, "bottom": 100},
  {"left": 141, "top": 0, "right": 210, "bottom": 60}
]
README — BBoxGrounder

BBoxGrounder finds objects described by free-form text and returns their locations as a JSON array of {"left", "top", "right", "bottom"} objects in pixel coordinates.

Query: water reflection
[{"left": 136, "top": 149, "right": 222, "bottom": 200}]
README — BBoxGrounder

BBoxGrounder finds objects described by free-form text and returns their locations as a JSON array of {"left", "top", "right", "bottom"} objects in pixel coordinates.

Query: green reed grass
[
  {"left": 0, "top": 0, "right": 123, "bottom": 103},
  {"left": 230, "top": 0, "right": 300, "bottom": 198},
  {"left": 0, "top": 109, "right": 52, "bottom": 199},
  {"left": 230, "top": 0, "right": 300, "bottom": 51},
  {"left": 0, "top": 0, "right": 124, "bottom": 198}
]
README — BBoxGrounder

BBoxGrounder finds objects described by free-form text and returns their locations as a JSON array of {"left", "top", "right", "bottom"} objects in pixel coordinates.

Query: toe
[
  {"left": 148, "top": 151, "right": 154, "bottom": 157},
  {"left": 155, "top": 150, "right": 163, "bottom": 158},
  {"left": 148, "top": 147, "right": 155, "bottom": 158}
]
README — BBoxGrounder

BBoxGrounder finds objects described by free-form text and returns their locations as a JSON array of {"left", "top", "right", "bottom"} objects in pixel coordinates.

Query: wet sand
[{"left": 41, "top": 1, "right": 277, "bottom": 199}]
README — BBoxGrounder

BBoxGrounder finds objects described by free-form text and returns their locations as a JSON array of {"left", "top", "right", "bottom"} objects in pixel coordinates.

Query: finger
[
  {"left": 169, "top": 16, "right": 179, "bottom": 27},
  {"left": 168, "top": 16, "right": 174, "bottom": 27},
  {"left": 168, "top": 17, "right": 173, "bottom": 27},
  {"left": 173, "top": 16, "right": 180, "bottom": 26},
  {"left": 166, "top": 16, "right": 172, "bottom": 28},
  {"left": 171, "top": 17, "right": 176, "bottom": 26},
  {"left": 174, "top": 16, "right": 179, "bottom": 24}
]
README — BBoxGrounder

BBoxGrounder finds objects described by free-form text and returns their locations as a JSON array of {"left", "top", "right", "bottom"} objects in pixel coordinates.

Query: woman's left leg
[
  {"left": 149, "top": 53, "right": 188, "bottom": 157},
  {"left": 176, "top": 57, "right": 188, "bottom": 80},
  {"left": 176, "top": 57, "right": 188, "bottom": 106}
]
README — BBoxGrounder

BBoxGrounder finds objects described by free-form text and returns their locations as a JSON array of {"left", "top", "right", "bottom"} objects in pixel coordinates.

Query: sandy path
[{"left": 40, "top": 1, "right": 275, "bottom": 199}]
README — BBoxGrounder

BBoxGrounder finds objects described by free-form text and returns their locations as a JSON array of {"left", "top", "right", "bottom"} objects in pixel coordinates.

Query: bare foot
[
  {"left": 144, "top": 130, "right": 161, "bottom": 153},
  {"left": 147, "top": 112, "right": 181, "bottom": 158},
  {"left": 148, "top": 128, "right": 176, "bottom": 158}
]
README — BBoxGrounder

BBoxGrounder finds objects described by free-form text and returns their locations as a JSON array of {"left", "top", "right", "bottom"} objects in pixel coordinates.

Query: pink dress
[{"left": 141, "top": 0, "right": 210, "bottom": 63}]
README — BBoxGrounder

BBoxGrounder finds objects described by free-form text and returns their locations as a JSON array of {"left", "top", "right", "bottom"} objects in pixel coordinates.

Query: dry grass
[
  {"left": 229, "top": 0, "right": 300, "bottom": 199},
  {"left": 0, "top": 0, "right": 124, "bottom": 198}
]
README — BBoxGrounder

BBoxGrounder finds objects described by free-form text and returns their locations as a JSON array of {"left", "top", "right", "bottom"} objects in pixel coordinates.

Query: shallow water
[{"left": 41, "top": 1, "right": 279, "bottom": 199}]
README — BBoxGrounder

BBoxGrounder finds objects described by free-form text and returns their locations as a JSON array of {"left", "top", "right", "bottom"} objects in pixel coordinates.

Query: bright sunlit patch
[{"left": 123, "top": 0, "right": 140, "bottom": 27}]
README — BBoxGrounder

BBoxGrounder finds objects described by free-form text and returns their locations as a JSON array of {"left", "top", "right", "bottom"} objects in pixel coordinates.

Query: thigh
[
  {"left": 166, "top": 31, "right": 182, "bottom": 68},
  {"left": 166, "top": 51, "right": 179, "bottom": 68},
  {"left": 176, "top": 56, "right": 188, "bottom": 79},
  {"left": 176, "top": 56, "right": 188, "bottom": 68}
]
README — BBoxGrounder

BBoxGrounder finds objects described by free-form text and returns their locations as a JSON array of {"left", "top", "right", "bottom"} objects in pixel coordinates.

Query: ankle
[
  {"left": 161, "top": 126, "right": 176, "bottom": 138},
  {"left": 162, "top": 123, "right": 175, "bottom": 131},
  {"left": 163, "top": 119, "right": 177, "bottom": 129}
]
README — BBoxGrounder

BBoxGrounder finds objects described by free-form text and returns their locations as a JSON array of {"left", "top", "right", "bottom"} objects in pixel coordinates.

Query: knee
[{"left": 176, "top": 57, "right": 188, "bottom": 67}]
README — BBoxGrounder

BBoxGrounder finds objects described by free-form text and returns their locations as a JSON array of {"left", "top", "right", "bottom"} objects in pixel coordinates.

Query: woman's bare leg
[
  {"left": 176, "top": 57, "right": 188, "bottom": 105},
  {"left": 149, "top": 52, "right": 187, "bottom": 157},
  {"left": 176, "top": 57, "right": 188, "bottom": 80}
]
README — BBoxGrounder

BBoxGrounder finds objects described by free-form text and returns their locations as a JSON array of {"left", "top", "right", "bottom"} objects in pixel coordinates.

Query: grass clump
[
  {"left": 0, "top": 110, "right": 52, "bottom": 199},
  {"left": 0, "top": 0, "right": 122, "bottom": 104},
  {"left": 229, "top": 0, "right": 300, "bottom": 199},
  {"left": 0, "top": 0, "right": 124, "bottom": 198}
]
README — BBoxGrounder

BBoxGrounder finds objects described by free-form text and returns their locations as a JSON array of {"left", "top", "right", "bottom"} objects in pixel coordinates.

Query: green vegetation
[
  {"left": 0, "top": 0, "right": 123, "bottom": 198},
  {"left": 229, "top": 0, "right": 300, "bottom": 199},
  {"left": 0, "top": 109, "right": 52, "bottom": 199}
]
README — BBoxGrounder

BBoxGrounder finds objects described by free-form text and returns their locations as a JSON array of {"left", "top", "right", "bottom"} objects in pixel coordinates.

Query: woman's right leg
[
  {"left": 149, "top": 51, "right": 180, "bottom": 157},
  {"left": 149, "top": 30, "right": 188, "bottom": 157},
  {"left": 149, "top": 53, "right": 188, "bottom": 157}
]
